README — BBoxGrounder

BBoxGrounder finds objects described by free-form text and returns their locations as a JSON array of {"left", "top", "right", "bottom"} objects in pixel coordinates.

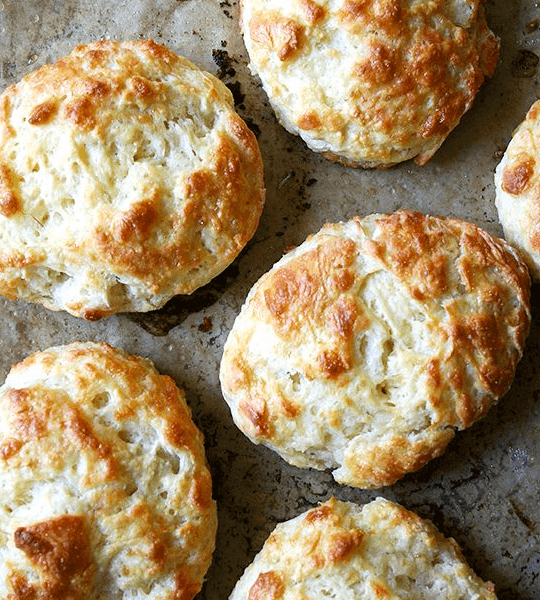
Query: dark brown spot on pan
[
  {"left": 511, "top": 50, "right": 539, "bottom": 78},
  {"left": 125, "top": 261, "right": 240, "bottom": 336},
  {"left": 212, "top": 48, "right": 237, "bottom": 79}
]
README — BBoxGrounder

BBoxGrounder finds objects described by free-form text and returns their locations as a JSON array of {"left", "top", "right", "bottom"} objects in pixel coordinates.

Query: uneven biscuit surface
[
  {"left": 229, "top": 497, "right": 498, "bottom": 600},
  {"left": 495, "top": 99, "right": 540, "bottom": 279},
  {"left": 240, "top": 0, "right": 499, "bottom": 167},
  {"left": 0, "top": 342, "right": 217, "bottom": 600},
  {"left": 220, "top": 211, "right": 530, "bottom": 488},
  {"left": 0, "top": 40, "right": 265, "bottom": 319}
]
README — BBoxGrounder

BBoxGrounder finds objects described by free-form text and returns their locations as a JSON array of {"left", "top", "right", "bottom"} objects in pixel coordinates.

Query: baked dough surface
[
  {"left": 0, "top": 342, "right": 217, "bottom": 600},
  {"left": 229, "top": 497, "right": 498, "bottom": 600},
  {"left": 0, "top": 40, "right": 265, "bottom": 319},
  {"left": 240, "top": 0, "right": 499, "bottom": 167},
  {"left": 220, "top": 211, "right": 530, "bottom": 488},
  {"left": 495, "top": 99, "right": 540, "bottom": 280}
]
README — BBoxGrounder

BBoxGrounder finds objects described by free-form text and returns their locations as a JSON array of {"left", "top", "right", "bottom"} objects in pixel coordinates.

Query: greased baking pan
[{"left": 0, "top": 1, "right": 539, "bottom": 598}]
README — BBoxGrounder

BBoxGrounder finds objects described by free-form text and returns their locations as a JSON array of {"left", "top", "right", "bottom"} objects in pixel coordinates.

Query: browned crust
[
  {"left": 248, "top": 571, "right": 285, "bottom": 600},
  {"left": 501, "top": 155, "right": 536, "bottom": 195},
  {"left": 298, "top": 0, "right": 327, "bottom": 24},
  {"left": 326, "top": 529, "right": 364, "bottom": 564},
  {"left": 0, "top": 163, "right": 21, "bottom": 217},
  {"left": 297, "top": 111, "right": 323, "bottom": 130},
  {"left": 222, "top": 211, "right": 530, "bottom": 488},
  {"left": 0, "top": 40, "right": 266, "bottom": 317},
  {"left": 12, "top": 515, "right": 95, "bottom": 600},
  {"left": 1, "top": 344, "right": 216, "bottom": 600},
  {"left": 91, "top": 122, "right": 264, "bottom": 297},
  {"left": 364, "top": 211, "right": 530, "bottom": 427},
  {"left": 235, "top": 498, "right": 498, "bottom": 599},
  {"left": 244, "top": 1, "right": 499, "bottom": 167},
  {"left": 249, "top": 13, "right": 305, "bottom": 61},
  {"left": 28, "top": 100, "right": 58, "bottom": 125},
  {"left": 240, "top": 397, "right": 273, "bottom": 438},
  {"left": 339, "top": 0, "right": 404, "bottom": 35},
  {"left": 348, "top": 23, "right": 484, "bottom": 143},
  {"left": 343, "top": 427, "right": 457, "bottom": 488},
  {"left": 256, "top": 237, "right": 368, "bottom": 386}
]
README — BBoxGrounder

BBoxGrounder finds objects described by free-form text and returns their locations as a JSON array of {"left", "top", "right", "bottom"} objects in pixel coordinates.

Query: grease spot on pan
[
  {"left": 125, "top": 262, "right": 240, "bottom": 336},
  {"left": 511, "top": 50, "right": 539, "bottom": 78}
]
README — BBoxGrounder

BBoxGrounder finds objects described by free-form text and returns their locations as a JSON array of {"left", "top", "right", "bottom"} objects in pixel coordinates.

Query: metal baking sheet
[{"left": 1, "top": 1, "right": 539, "bottom": 598}]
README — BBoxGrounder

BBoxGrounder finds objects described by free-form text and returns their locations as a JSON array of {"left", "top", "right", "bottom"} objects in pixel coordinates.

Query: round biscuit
[
  {"left": 0, "top": 40, "right": 265, "bottom": 320},
  {"left": 229, "top": 497, "right": 497, "bottom": 600},
  {"left": 219, "top": 211, "right": 530, "bottom": 488},
  {"left": 495, "top": 99, "right": 540, "bottom": 279},
  {"left": 240, "top": 0, "right": 500, "bottom": 167},
  {"left": 0, "top": 342, "right": 217, "bottom": 600}
]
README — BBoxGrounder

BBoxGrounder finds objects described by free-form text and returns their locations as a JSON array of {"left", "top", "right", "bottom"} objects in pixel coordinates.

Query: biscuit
[
  {"left": 240, "top": 0, "right": 499, "bottom": 167},
  {"left": 0, "top": 40, "right": 265, "bottom": 320},
  {"left": 0, "top": 342, "right": 217, "bottom": 600},
  {"left": 495, "top": 99, "right": 540, "bottom": 279},
  {"left": 229, "top": 497, "right": 497, "bottom": 599},
  {"left": 219, "top": 211, "right": 530, "bottom": 488}
]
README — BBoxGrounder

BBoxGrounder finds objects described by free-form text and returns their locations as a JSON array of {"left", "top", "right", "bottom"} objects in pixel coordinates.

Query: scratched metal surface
[{"left": 0, "top": 1, "right": 539, "bottom": 598}]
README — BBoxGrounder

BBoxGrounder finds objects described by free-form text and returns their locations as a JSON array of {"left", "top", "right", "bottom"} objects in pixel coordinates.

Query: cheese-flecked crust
[
  {"left": 0, "top": 40, "right": 265, "bottom": 320},
  {"left": 495, "top": 99, "right": 540, "bottom": 280},
  {"left": 219, "top": 211, "right": 530, "bottom": 488},
  {"left": 0, "top": 342, "right": 217, "bottom": 600},
  {"left": 229, "top": 497, "right": 498, "bottom": 600},
  {"left": 240, "top": 0, "right": 499, "bottom": 167}
]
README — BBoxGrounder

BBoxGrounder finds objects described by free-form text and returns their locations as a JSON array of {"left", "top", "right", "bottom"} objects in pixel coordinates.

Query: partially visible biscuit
[
  {"left": 495, "top": 99, "right": 540, "bottom": 279},
  {"left": 240, "top": 0, "right": 499, "bottom": 167},
  {"left": 219, "top": 211, "right": 530, "bottom": 488},
  {"left": 229, "top": 497, "right": 497, "bottom": 599},
  {"left": 0, "top": 40, "right": 265, "bottom": 319},
  {"left": 0, "top": 342, "right": 217, "bottom": 600}
]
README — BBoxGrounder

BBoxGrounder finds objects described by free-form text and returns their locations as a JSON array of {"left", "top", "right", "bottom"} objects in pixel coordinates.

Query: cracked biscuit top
[
  {"left": 219, "top": 211, "right": 530, "bottom": 488},
  {"left": 495, "top": 98, "right": 540, "bottom": 280},
  {"left": 0, "top": 342, "right": 217, "bottom": 600},
  {"left": 240, "top": 0, "right": 499, "bottom": 167},
  {"left": 0, "top": 40, "right": 265, "bottom": 319},
  {"left": 229, "top": 497, "right": 498, "bottom": 600}
]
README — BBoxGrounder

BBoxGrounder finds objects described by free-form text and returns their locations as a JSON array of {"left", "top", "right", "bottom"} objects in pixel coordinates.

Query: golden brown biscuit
[
  {"left": 219, "top": 211, "right": 530, "bottom": 488},
  {"left": 0, "top": 342, "right": 217, "bottom": 600},
  {"left": 229, "top": 497, "right": 498, "bottom": 599},
  {"left": 0, "top": 40, "right": 265, "bottom": 319},
  {"left": 495, "top": 99, "right": 540, "bottom": 279},
  {"left": 240, "top": 0, "right": 499, "bottom": 167}
]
